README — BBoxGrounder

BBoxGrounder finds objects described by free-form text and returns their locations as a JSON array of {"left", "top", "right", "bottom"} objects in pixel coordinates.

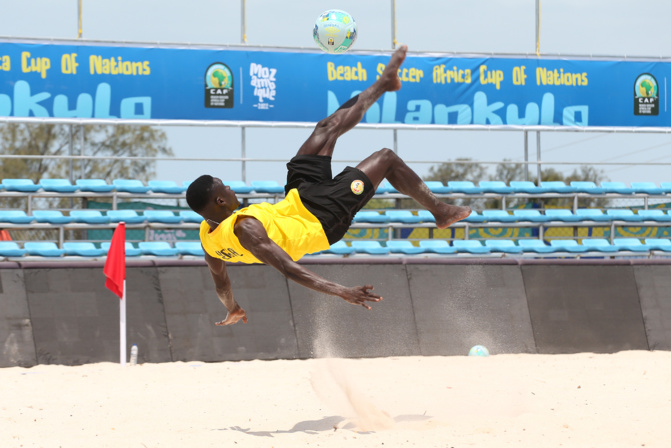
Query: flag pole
[{"left": 120, "top": 279, "right": 127, "bottom": 366}]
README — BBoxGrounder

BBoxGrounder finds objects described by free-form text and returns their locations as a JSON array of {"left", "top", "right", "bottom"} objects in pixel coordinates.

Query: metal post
[
  {"left": 524, "top": 131, "right": 529, "bottom": 181},
  {"left": 68, "top": 125, "right": 74, "bottom": 184},
  {"left": 536, "top": 131, "right": 542, "bottom": 185},
  {"left": 241, "top": 127, "right": 246, "bottom": 183},
  {"left": 241, "top": 0, "right": 247, "bottom": 44},
  {"left": 390, "top": 0, "right": 397, "bottom": 49},
  {"left": 77, "top": 0, "right": 83, "bottom": 39},
  {"left": 79, "top": 124, "right": 85, "bottom": 179},
  {"left": 392, "top": 129, "right": 398, "bottom": 155},
  {"left": 535, "top": 0, "right": 540, "bottom": 56}
]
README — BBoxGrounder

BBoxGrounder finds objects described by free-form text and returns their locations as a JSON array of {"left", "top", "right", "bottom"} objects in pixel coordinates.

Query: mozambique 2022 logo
[
  {"left": 633, "top": 73, "right": 658, "bottom": 116},
  {"left": 205, "top": 63, "right": 234, "bottom": 108}
]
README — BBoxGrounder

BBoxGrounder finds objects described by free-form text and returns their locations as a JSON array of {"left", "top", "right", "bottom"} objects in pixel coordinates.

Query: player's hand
[
  {"left": 215, "top": 305, "right": 248, "bottom": 326},
  {"left": 340, "top": 285, "right": 382, "bottom": 310}
]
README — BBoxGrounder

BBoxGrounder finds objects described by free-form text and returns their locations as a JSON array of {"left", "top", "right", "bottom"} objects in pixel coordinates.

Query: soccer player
[{"left": 186, "top": 45, "right": 471, "bottom": 326}]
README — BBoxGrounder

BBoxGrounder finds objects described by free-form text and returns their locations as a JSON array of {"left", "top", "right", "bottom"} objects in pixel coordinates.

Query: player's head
[{"left": 186, "top": 175, "right": 239, "bottom": 218}]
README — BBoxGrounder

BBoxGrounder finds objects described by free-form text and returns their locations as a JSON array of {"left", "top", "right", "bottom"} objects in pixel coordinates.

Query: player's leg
[
  {"left": 356, "top": 148, "right": 471, "bottom": 229},
  {"left": 294, "top": 45, "right": 408, "bottom": 159}
]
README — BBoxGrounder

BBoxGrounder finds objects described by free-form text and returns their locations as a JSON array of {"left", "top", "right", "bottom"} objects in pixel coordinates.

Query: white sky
[{"left": 2, "top": 0, "right": 671, "bottom": 185}]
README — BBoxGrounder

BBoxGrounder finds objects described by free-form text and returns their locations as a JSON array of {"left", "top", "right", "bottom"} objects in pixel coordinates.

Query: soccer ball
[
  {"left": 468, "top": 345, "right": 490, "bottom": 357},
  {"left": 313, "top": 10, "right": 357, "bottom": 54}
]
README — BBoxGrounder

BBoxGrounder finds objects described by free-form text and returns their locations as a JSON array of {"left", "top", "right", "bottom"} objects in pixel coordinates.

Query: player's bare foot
[
  {"left": 379, "top": 45, "right": 407, "bottom": 92},
  {"left": 434, "top": 203, "right": 472, "bottom": 229}
]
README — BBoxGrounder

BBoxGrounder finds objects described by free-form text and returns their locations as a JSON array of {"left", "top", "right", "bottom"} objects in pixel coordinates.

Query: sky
[{"left": 2, "top": 0, "right": 671, "bottom": 185}]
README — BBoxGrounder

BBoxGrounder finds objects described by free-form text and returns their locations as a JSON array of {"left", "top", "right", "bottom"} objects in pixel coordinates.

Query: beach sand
[{"left": 1, "top": 351, "right": 670, "bottom": 448}]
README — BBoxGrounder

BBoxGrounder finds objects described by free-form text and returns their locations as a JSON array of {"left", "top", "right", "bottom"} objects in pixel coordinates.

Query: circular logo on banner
[{"left": 351, "top": 180, "right": 364, "bottom": 195}]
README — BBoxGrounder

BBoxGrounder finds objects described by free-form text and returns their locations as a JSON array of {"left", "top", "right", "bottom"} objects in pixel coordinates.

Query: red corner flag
[{"left": 104, "top": 222, "right": 126, "bottom": 299}]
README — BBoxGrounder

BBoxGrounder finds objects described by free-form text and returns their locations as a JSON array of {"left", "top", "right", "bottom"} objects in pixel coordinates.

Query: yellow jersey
[{"left": 199, "top": 188, "right": 330, "bottom": 264}]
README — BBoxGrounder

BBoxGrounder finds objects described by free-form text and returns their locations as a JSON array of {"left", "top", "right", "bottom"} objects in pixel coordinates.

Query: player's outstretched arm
[
  {"left": 234, "top": 217, "right": 382, "bottom": 309},
  {"left": 204, "top": 249, "right": 248, "bottom": 326}
]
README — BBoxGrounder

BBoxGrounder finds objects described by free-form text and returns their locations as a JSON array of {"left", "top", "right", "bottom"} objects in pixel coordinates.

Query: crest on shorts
[{"left": 351, "top": 180, "right": 364, "bottom": 195}]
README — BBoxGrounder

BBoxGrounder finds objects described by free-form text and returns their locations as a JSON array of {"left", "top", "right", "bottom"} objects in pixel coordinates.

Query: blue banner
[{"left": 0, "top": 39, "right": 669, "bottom": 127}]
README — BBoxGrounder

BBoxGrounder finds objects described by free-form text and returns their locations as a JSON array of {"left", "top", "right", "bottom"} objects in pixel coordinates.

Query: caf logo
[
  {"left": 634, "top": 73, "right": 658, "bottom": 116},
  {"left": 351, "top": 180, "right": 364, "bottom": 195}
]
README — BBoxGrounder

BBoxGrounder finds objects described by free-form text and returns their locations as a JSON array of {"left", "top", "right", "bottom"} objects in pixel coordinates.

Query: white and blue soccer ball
[
  {"left": 468, "top": 345, "right": 490, "bottom": 357},
  {"left": 313, "top": 10, "right": 357, "bottom": 54}
]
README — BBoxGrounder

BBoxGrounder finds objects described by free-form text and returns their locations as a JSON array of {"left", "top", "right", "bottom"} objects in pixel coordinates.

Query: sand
[{"left": 1, "top": 351, "right": 670, "bottom": 448}]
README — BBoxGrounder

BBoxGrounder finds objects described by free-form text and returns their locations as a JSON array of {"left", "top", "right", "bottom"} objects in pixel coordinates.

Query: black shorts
[{"left": 285, "top": 155, "right": 375, "bottom": 245}]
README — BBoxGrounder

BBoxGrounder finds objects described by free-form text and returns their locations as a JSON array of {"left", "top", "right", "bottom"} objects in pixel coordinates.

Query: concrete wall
[{"left": 1, "top": 257, "right": 670, "bottom": 367}]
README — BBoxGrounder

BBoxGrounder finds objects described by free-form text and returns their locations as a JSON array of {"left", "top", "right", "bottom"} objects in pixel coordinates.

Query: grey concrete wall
[{"left": 1, "top": 258, "right": 669, "bottom": 367}]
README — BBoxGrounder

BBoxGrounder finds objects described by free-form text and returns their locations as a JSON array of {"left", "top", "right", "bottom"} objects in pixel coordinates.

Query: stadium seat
[
  {"left": 416, "top": 210, "right": 436, "bottom": 223},
  {"left": 418, "top": 239, "right": 456, "bottom": 254},
  {"left": 353, "top": 211, "right": 390, "bottom": 223},
  {"left": 540, "top": 181, "right": 576, "bottom": 193},
  {"left": 580, "top": 239, "right": 618, "bottom": 253},
  {"left": 447, "top": 181, "right": 482, "bottom": 194},
  {"left": 509, "top": 181, "right": 546, "bottom": 194},
  {"left": 179, "top": 210, "right": 203, "bottom": 223},
  {"left": 101, "top": 241, "right": 141, "bottom": 257},
  {"left": 63, "top": 242, "right": 106, "bottom": 257},
  {"left": 33, "top": 210, "right": 73, "bottom": 224},
  {"left": 24, "top": 242, "right": 64, "bottom": 257},
  {"left": 39, "top": 178, "right": 79, "bottom": 192},
  {"left": 481, "top": 210, "right": 517, "bottom": 223},
  {"left": 658, "top": 182, "right": 671, "bottom": 194},
  {"left": 175, "top": 241, "right": 205, "bottom": 256},
  {"left": 1, "top": 179, "right": 41, "bottom": 192},
  {"left": 142, "top": 210, "right": 182, "bottom": 224},
  {"left": 138, "top": 241, "right": 180, "bottom": 256},
  {"left": 375, "top": 181, "right": 394, "bottom": 194},
  {"left": 612, "top": 238, "right": 649, "bottom": 253},
  {"left": 350, "top": 241, "right": 390, "bottom": 255},
  {"left": 325, "top": 240, "right": 355, "bottom": 255},
  {"left": 630, "top": 182, "right": 664, "bottom": 195},
  {"left": 600, "top": 181, "right": 634, "bottom": 194},
  {"left": 549, "top": 240, "right": 588, "bottom": 253},
  {"left": 484, "top": 239, "right": 523, "bottom": 254},
  {"left": 462, "top": 211, "right": 486, "bottom": 223},
  {"left": 637, "top": 210, "right": 671, "bottom": 222},
  {"left": 644, "top": 238, "right": 671, "bottom": 252},
  {"left": 76, "top": 179, "right": 115, "bottom": 192},
  {"left": 517, "top": 239, "right": 556, "bottom": 254},
  {"left": 106, "top": 210, "right": 146, "bottom": 224},
  {"left": 182, "top": 180, "right": 193, "bottom": 190},
  {"left": 0, "top": 211, "right": 36, "bottom": 224},
  {"left": 384, "top": 210, "right": 423, "bottom": 224},
  {"left": 147, "top": 180, "right": 186, "bottom": 194},
  {"left": 570, "top": 181, "right": 605, "bottom": 194},
  {"left": 0, "top": 241, "right": 26, "bottom": 257},
  {"left": 513, "top": 209, "right": 551, "bottom": 222},
  {"left": 544, "top": 209, "right": 581, "bottom": 222},
  {"left": 113, "top": 179, "right": 151, "bottom": 194},
  {"left": 425, "top": 181, "right": 451, "bottom": 194},
  {"left": 575, "top": 209, "right": 610, "bottom": 222},
  {"left": 223, "top": 181, "right": 253, "bottom": 194},
  {"left": 386, "top": 240, "right": 426, "bottom": 255},
  {"left": 250, "top": 180, "right": 284, "bottom": 194},
  {"left": 479, "top": 181, "right": 513, "bottom": 194},
  {"left": 605, "top": 209, "right": 644, "bottom": 222},
  {"left": 452, "top": 240, "right": 491, "bottom": 254},
  {"left": 70, "top": 210, "right": 111, "bottom": 224}
]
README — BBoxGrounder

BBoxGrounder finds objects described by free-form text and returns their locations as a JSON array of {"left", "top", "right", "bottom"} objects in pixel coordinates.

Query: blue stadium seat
[
  {"left": 658, "top": 182, "right": 671, "bottom": 194},
  {"left": 637, "top": 210, "right": 671, "bottom": 222},
  {"left": 540, "top": 181, "right": 576, "bottom": 193},
  {"left": 147, "top": 180, "right": 186, "bottom": 194},
  {"left": 250, "top": 180, "right": 284, "bottom": 194},
  {"left": 580, "top": 239, "right": 618, "bottom": 253},
  {"left": 448, "top": 181, "right": 482, "bottom": 194},
  {"left": 544, "top": 209, "right": 581, "bottom": 222},
  {"left": 39, "top": 178, "right": 79, "bottom": 192},
  {"left": 600, "top": 181, "right": 634, "bottom": 194},
  {"left": 63, "top": 242, "right": 107, "bottom": 257},
  {"left": 182, "top": 180, "right": 193, "bottom": 190},
  {"left": 375, "top": 181, "right": 394, "bottom": 194},
  {"left": 179, "top": 210, "right": 203, "bottom": 223},
  {"left": 384, "top": 210, "right": 423, "bottom": 224},
  {"left": 76, "top": 179, "right": 115, "bottom": 192},
  {"left": 418, "top": 239, "right": 456, "bottom": 254},
  {"left": 325, "top": 240, "right": 355, "bottom": 255},
  {"left": 484, "top": 239, "right": 522, "bottom": 254},
  {"left": 416, "top": 210, "right": 436, "bottom": 223},
  {"left": 223, "top": 181, "right": 254, "bottom": 194},
  {"left": 0, "top": 242, "right": 26, "bottom": 257},
  {"left": 481, "top": 210, "right": 517, "bottom": 223},
  {"left": 70, "top": 210, "right": 111, "bottom": 224},
  {"left": 570, "top": 181, "right": 605, "bottom": 194},
  {"left": 479, "top": 181, "right": 513, "bottom": 194},
  {"left": 462, "top": 211, "right": 486, "bottom": 223},
  {"left": 113, "top": 179, "right": 151, "bottom": 194},
  {"left": 353, "top": 211, "right": 390, "bottom": 223},
  {"left": 612, "top": 238, "right": 649, "bottom": 253},
  {"left": 386, "top": 240, "right": 426, "bottom": 255},
  {"left": 143, "top": 210, "right": 182, "bottom": 224},
  {"left": 1, "top": 179, "right": 41, "bottom": 192},
  {"left": 138, "top": 241, "right": 180, "bottom": 256},
  {"left": 350, "top": 241, "right": 390, "bottom": 255},
  {"left": 24, "top": 242, "right": 64, "bottom": 257},
  {"left": 644, "top": 238, "right": 671, "bottom": 252},
  {"left": 425, "top": 181, "right": 451, "bottom": 194},
  {"left": 576, "top": 209, "right": 610, "bottom": 222},
  {"left": 106, "top": 210, "right": 146, "bottom": 224},
  {"left": 175, "top": 241, "right": 205, "bottom": 256},
  {"left": 549, "top": 240, "right": 588, "bottom": 253},
  {"left": 630, "top": 182, "right": 664, "bottom": 195},
  {"left": 513, "top": 209, "right": 551, "bottom": 222},
  {"left": 33, "top": 210, "right": 73, "bottom": 224},
  {"left": 0, "top": 211, "right": 35, "bottom": 224},
  {"left": 509, "top": 181, "right": 547, "bottom": 194},
  {"left": 101, "top": 241, "right": 141, "bottom": 257},
  {"left": 518, "top": 239, "right": 556, "bottom": 254},
  {"left": 605, "top": 209, "right": 644, "bottom": 222},
  {"left": 452, "top": 240, "right": 491, "bottom": 254}
]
